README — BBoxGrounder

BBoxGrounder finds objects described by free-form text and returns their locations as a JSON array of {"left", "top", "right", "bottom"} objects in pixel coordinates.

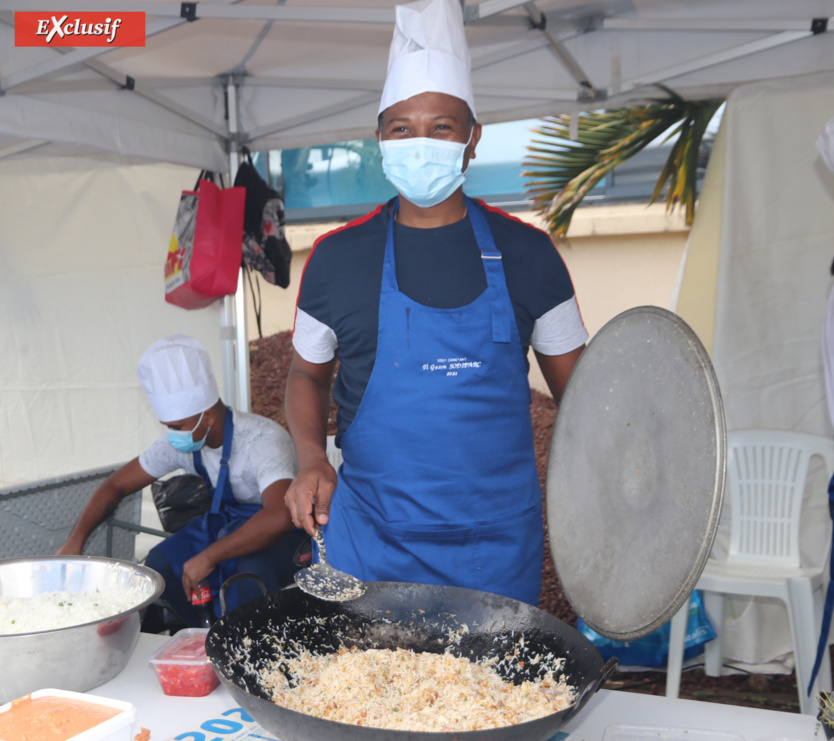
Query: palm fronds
[
  {"left": 818, "top": 691, "right": 834, "bottom": 736},
  {"left": 522, "top": 93, "right": 723, "bottom": 239}
]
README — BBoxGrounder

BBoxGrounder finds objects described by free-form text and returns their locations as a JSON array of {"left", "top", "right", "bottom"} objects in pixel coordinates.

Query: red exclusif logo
[{"left": 15, "top": 12, "right": 145, "bottom": 47}]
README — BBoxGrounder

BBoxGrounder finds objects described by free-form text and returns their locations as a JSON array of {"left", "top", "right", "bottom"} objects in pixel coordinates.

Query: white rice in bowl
[{"left": 0, "top": 586, "right": 149, "bottom": 634}]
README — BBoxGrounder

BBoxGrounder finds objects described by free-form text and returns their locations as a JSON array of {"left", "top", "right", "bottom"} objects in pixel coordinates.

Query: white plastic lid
[{"left": 149, "top": 627, "right": 210, "bottom": 666}]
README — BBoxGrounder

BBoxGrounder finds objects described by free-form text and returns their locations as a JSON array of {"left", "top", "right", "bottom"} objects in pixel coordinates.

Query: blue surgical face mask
[
  {"left": 167, "top": 411, "right": 209, "bottom": 453},
  {"left": 379, "top": 130, "right": 472, "bottom": 209}
]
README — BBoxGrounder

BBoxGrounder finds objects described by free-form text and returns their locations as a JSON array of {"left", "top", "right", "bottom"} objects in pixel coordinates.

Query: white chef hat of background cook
[
  {"left": 378, "top": 0, "right": 476, "bottom": 117},
  {"left": 137, "top": 334, "right": 219, "bottom": 423},
  {"left": 818, "top": 117, "right": 834, "bottom": 173}
]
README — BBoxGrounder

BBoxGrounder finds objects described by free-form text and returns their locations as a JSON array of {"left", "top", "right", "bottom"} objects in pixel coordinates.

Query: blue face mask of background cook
[
  {"left": 379, "top": 130, "right": 472, "bottom": 209},
  {"left": 167, "top": 410, "right": 209, "bottom": 453}
]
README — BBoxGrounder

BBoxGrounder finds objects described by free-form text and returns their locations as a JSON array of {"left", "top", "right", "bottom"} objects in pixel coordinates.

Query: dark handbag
[
  {"left": 234, "top": 148, "right": 293, "bottom": 289},
  {"left": 151, "top": 474, "right": 212, "bottom": 533}
]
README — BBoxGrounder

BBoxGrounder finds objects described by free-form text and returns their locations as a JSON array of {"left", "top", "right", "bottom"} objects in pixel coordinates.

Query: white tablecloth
[{"left": 93, "top": 633, "right": 818, "bottom": 741}]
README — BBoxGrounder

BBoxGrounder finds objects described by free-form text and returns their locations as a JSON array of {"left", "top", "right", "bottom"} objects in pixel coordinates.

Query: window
[{"left": 262, "top": 115, "right": 716, "bottom": 224}]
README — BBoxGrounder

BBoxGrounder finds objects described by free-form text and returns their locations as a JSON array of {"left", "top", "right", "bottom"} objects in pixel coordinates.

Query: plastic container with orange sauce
[{"left": 0, "top": 688, "right": 136, "bottom": 741}]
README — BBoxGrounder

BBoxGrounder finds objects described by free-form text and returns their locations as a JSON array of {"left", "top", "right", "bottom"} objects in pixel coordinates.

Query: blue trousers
[{"left": 144, "top": 528, "right": 306, "bottom": 625}]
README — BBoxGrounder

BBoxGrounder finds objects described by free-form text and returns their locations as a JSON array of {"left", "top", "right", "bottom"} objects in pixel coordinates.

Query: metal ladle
[{"left": 293, "top": 528, "right": 366, "bottom": 601}]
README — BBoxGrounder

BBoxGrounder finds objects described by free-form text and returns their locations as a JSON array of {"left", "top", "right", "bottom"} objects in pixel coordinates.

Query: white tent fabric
[
  {"left": 0, "top": 155, "right": 221, "bottom": 485},
  {"left": 1, "top": 1, "right": 833, "bottom": 168},
  {"left": 695, "top": 70, "right": 834, "bottom": 669}
]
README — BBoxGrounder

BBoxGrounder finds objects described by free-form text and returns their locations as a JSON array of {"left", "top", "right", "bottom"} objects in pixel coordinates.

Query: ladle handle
[
  {"left": 313, "top": 527, "right": 328, "bottom": 566},
  {"left": 218, "top": 571, "right": 268, "bottom": 616}
]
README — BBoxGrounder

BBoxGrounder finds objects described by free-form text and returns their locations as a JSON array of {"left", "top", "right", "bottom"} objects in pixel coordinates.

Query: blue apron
[
  {"left": 325, "top": 196, "right": 544, "bottom": 605},
  {"left": 152, "top": 408, "right": 261, "bottom": 613}
]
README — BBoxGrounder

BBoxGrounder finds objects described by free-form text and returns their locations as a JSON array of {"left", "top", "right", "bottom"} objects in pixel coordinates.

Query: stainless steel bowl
[{"left": 0, "top": 556, "right": 164, "bottom": 703}]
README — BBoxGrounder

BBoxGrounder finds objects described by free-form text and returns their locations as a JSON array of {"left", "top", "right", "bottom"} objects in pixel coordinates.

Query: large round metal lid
[{"left": 546, "top": 306, "right": 725, "bottom": 641}]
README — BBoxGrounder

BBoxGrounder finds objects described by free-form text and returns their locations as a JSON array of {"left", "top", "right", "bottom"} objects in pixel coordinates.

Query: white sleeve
[
  {"left": 138, "top": 434, "right": 191, "bottom": 479},
  {"left": 530, "top": 297, "right": 589, "bottom": 355},
  {"left": 292, "top": 307, "right": 338, "bottom": 363},
  {"left": 251, "top": 424, "right": 299, "bottom": 493}
]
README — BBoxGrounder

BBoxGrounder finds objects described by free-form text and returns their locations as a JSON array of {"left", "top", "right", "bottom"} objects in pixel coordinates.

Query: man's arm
[
  {"left": 56, "top": 458, "right": 156, "bottom": 555},
  {"left": 534, "top": 346, "right": 584, "bottom": 405},
  {"left": 283, "top": 350, "right": 339, "bottom": 535},
  {"left": 180, "top": 479, "right": 295, "bottom": 597}
]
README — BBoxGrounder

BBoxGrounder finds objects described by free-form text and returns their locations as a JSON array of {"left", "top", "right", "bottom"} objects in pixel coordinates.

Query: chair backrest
[
  {"left": 726, "top": 430, "right": 834, "bottom": 566},
  {"left": 0, "top": 463, "right": 139, "bottom": 560},
  {"left": 325, "top": 435, "right": 343, "bottom": 469}
]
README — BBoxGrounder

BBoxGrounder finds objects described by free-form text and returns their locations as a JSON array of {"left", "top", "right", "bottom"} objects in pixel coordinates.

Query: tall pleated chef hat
[
  {"left": 378, "top": 0, "right": 476, "bottom": 117},
  {"left": 137, "top": 334, "right": 219, "bottom": 423},
  {"left": 818, "top": 117, "right": 834, "bottom": 173}
]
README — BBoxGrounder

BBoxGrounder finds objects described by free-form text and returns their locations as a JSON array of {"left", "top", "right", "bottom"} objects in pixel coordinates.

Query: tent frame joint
[
  {"left": 811, "top": 18, "right": 828, "bottom": 34},
  {"left": 180, "top": 3, "right": 197, "bottom": 22},
  {"left": 529, "top": 16, "right": 546, "bottom": 31},
  {"left": 577, "top": 85, "right": 608, "bottom": 103}
]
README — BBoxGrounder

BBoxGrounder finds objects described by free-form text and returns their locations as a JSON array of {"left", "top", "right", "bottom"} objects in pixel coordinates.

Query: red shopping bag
[{"left": 164, "top": 175, "right": 245, "bottom": 310}]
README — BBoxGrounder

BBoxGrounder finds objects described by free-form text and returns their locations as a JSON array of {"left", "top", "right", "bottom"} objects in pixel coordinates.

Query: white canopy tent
[
  {"left": 2, "top": 1, "right": 833, "bottom": 167},
  {"left": 1, "top": 0, "right": 832, "bottom": 415}
]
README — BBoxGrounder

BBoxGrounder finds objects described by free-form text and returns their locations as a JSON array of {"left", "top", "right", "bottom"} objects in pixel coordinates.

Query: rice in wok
[{"left": 206, "top": 582, "right": 613, "bottom": 741}]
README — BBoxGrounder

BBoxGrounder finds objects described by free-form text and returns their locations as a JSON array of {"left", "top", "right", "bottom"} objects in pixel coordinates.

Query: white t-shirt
[{"left": 139, "top": 409, "right": 297, "bottom": 506}]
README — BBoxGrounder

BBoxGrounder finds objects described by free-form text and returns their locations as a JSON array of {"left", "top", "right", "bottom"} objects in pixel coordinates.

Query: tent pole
[
  {"left": 220, "top": 76, "right": 251, "bottom": 412},
  {"left": 221, "top": 296, "right": 237, "bottom": 408}
]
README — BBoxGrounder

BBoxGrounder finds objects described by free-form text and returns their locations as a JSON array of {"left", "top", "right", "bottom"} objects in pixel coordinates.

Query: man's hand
[
  {"left": 285, "top": 460, "right": 338, "bottom": 536},
  {"left": 182, "top": 551, "right": 216, "bottom": 599}
]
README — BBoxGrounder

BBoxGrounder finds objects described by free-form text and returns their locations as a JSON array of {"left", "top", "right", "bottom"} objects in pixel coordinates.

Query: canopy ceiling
[{"left": 1, "top": 0, "right": 833, "bottom": 171}]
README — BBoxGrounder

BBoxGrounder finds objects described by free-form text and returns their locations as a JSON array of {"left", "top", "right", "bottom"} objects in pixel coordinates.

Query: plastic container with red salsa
[{"left": 149, "top": 628, "right": 219, "bottom": 697}]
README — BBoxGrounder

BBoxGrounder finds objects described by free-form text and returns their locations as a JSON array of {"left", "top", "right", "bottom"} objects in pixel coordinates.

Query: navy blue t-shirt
[{"left": 296, "top": 198, "right": 581, "bottom": 438}]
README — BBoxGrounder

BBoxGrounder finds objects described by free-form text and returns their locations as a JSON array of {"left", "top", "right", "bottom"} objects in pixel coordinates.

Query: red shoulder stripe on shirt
[
  {"left": 473, "top": 197, "right": 552, "bottom": 236},
  {"left": 292, "top": 204, "right": 386, "bottom": 335}
]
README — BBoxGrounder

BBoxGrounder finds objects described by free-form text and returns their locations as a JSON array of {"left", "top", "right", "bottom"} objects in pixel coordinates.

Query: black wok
[{"left": 206, "top": 581, "right": 616, "bottom": 741}]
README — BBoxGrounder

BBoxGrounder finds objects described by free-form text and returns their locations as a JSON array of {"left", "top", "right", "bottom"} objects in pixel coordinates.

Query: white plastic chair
[
  {"left": 666, "top": 429, "right": 834, "bottom": 714},
  {"left": 325, "top": 435, "right": 343, "bottom": 469}
]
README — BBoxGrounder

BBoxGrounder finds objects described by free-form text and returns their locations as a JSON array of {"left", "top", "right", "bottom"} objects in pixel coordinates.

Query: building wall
[{"left": 246, "top": 202, "right": 690, "bottom": 395}]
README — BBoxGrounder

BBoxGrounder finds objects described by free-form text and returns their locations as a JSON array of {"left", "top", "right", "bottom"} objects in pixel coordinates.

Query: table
[{"left": 94, "top": 633, "right": 819, "bottom": 741}]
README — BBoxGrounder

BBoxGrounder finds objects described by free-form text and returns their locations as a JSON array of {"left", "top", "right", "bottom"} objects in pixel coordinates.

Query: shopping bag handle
[
  {"left": 240, "top": 145, "right": 255, "bottom": 168},
  {"left": 194, "top": 170, "right": 227, "bottom": 190}
]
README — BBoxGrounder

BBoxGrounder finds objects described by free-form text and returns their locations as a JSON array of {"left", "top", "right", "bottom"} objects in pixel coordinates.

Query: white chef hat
[
  {"left": 818, "top": 117, "right": 834, "bottom": 174},
  {"left": 137, "top": 335, "right": 219, "bottom": 423},
  {"left": 379, "top": 0, "right": 476, "bottom": 117}
]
